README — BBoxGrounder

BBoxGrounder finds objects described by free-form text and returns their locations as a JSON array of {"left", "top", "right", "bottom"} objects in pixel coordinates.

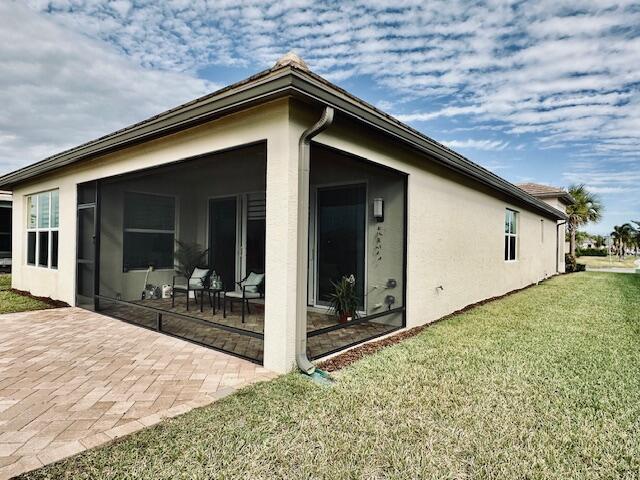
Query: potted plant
[
  {"left": 174, "top": 240, "right": 209, "bottom": 297},
  {"left": 329, "top": 274, "right": 359, "bottom": 323}
]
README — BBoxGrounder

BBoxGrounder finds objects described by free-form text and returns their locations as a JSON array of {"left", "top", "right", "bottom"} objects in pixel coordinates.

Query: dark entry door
[
  {"left": 76, "top": 182, "right": 98, "bottom": 309},
  {"left": 245, "top": 193, "right": 266, "bottom": 276},
  {"left": 209, "top": 197, "right": 237, "bottom": 291},
  {"left": 316, "top": 184, "right": 366, "bottom": 307}
]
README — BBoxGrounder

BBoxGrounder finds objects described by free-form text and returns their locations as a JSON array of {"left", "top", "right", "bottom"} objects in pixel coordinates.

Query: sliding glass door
[
  {"left": 315, "top": 184, "right": 366, "bottom": 308},
  {"left": 209, "top": 197, "right": 237, "bottom": 291}
]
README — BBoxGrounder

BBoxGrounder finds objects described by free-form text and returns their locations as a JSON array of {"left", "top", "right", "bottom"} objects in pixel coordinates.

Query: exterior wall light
[{"left": 373, "top": 197, "right": 384, "bottom": 222}]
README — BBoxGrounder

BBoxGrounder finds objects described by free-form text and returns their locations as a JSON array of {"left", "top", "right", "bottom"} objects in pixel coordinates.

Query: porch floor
[{"left": 98, "top": 296, "right": 397, "bottom": 363}]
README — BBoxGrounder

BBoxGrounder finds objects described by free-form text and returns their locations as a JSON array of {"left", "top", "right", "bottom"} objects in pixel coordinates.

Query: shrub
[
  {"left": 565, "top": 254, "right": 587, "bottom": 273},
  {"left": 576, "top": 248, "right": 607, "bottom": 257}
]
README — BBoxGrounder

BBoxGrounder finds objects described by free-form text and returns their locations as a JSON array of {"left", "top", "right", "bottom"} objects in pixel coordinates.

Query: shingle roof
[
  {"left": 517, "top": 182, "right": 564, "bottom": 195},
  {"left": 517, "top": 183, "right": 573, "bottom": 204}
]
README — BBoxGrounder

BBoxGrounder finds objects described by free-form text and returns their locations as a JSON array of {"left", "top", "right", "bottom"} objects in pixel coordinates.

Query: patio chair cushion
[
  {"left": 189, "top": 267, "right": 209, "bottom": 289},
  {"left": 243, "top": 272, "right": 264, "bottom": 293},
  {"left": 226, "top": 291, "right": 262, "bottom": 299}
]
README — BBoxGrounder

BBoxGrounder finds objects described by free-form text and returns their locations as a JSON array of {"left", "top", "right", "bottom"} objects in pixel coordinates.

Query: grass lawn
[
  {"left": 578, "top": 255, "right": 638, "bottom": 269},
  {"left": 20, "top": 273, "right": 640, "bottom": 479},
  {"left": 0, "top": 274, "right": 54, "bottom": 314}
]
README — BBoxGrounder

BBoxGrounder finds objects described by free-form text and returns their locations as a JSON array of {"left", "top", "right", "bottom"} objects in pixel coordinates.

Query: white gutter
[{"left": 296, "top": 106, "right": 334, "bottom": 374}]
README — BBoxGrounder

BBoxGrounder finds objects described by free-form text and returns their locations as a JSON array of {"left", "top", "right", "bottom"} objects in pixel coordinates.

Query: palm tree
[
  {"left": 611, "top": 224, "right": 634, "bottom": 259},
  {"left": 592, "top": 235, "right": 606, "bottom": 249},
  {"left": 631, "top": 221, "right": 640, "bottom": 255},
  {"left": 566, "top": 184, "right": 604, "bottom": 256}
]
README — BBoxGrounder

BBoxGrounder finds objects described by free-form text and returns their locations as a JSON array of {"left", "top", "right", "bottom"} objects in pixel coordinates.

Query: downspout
[
  {"left": 556, "top": 220, "right": 567, "bottom": 273},
  {"left": 296, "top": 106, "right": 335, "bottom": 375}
]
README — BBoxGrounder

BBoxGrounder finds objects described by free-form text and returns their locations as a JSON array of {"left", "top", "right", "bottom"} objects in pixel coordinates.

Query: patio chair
[
  {"left": 223, "top": 272, "right": 264, "bottom": 323},
  {"left": 172, "top": 267, "right": 210, "bottom": 312}
]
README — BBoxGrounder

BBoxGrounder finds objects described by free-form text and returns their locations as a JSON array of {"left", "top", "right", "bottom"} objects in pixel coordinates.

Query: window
[
  {"left": 26, "top": 190, "right": 59, "bottom": 269},
  {"left": 504, "top": 209, "right": 518, "bottom": 261},
  {"left": 0, "top": 203, "right": 10, "bottom": 256},
  {"left": 123, "top": 192, "right": 175, "bottom": 271}
]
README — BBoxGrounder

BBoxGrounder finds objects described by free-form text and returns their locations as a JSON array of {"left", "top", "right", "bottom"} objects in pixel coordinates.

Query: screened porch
[{"left": 76, "top": 142, "right": 406, "bottom": 364}]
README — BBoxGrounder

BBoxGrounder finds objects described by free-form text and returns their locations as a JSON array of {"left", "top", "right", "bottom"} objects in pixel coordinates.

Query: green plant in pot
[
  {"left": 329, "top": 274, "right": 359, "bottom": 324},
  {"left": 174, "top": 240, "right": 209, "bottom": 278}
]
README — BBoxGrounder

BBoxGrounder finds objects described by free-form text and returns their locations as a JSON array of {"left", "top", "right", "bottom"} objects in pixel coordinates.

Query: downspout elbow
[{"left": 296, "top": 106, "right": 335, "bottom": 375}]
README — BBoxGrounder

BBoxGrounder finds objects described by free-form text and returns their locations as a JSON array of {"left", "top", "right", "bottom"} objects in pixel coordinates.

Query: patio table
[{"left": 203, "top": 287, "right": 223, "bottom": 314}]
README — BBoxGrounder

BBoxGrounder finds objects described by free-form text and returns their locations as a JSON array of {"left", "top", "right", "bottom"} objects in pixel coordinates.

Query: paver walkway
[
  {"left": 0, "top": 307, "right": 276, "bottom": 479},
  {"left": 586, "top": 266, "right": 637, "bottom": 274}
]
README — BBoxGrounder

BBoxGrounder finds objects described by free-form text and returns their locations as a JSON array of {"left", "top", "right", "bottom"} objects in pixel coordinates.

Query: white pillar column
[{"left": 262, "top": 103, "right": 301, "bottom": 373}]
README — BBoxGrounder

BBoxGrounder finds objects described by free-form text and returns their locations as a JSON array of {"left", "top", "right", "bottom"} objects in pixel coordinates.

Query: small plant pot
[{"left": 338, "top": 313, "right": 351, "bottom": 324}]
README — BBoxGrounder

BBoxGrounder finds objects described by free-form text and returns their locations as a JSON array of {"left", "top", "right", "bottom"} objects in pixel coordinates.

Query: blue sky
[{"left": 1, "top": 0, "right": 639, "bottom": 234}]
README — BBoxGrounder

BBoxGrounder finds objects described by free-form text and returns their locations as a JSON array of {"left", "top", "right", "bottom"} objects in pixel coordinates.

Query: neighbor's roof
[
  {"left": 517, "top": 183, "right": 574, "bottom": 205},
  {"left": 0, "top": 53, "right": 566, "bottom": 220}
]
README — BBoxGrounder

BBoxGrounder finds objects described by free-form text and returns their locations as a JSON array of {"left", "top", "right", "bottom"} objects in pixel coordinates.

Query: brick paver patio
[{"left": 0, "top": 307, "right": 276, "bottom": 479}]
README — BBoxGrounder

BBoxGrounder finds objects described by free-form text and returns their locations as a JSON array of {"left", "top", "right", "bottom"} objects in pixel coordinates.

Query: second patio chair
[{"left": 223, "top": 272, "right": 264, "bottom": 323}]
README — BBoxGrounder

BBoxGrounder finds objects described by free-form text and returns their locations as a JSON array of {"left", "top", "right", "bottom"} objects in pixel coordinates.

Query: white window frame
[
  {"left": 505, "top": 208, "right": 518, "bottom": 262},
  {"left": 26, "top": 190, "right": 59, "bottom": 269}
]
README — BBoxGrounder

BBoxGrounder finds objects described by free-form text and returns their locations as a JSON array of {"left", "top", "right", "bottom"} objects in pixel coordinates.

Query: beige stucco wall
[{"left": 538, "top": 196, "right": 567, "bottom": 272}]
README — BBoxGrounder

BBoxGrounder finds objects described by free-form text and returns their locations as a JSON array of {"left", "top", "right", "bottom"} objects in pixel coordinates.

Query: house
[
  {"left": 516, "top": 183, "right": 573, "bottom": 212},
  {"left": 0, "top": 191, "right": 11, "bottom": 270},
  {"left": 0, "top": 53, "right": 569, "bottom": 374},
  {"left": 516, "top": 182, "right": 573, "bottom": 261}
]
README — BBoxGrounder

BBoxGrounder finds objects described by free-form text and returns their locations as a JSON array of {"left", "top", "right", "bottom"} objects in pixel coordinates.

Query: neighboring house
[
  {"left": 0, "top": 191, "right": 11, "bottom": 269},
  {"left": 576, "top": 235, "right": 608, "bottom": 250},
  {"left": 0, "top": 54, "right": 569, "bottom": 374},
  {"left": 516, "top": 182, "right": 573, "bottom": 267}
]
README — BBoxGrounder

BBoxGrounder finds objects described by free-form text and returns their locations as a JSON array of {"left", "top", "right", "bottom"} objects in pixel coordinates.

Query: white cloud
[
  {"left": 441, "top": 139, "right": 509, "bottom": 151},
  {"left": 0, "top": 2, "right": 214, "bottom": 174},
  {"left": 1, "top": 0, "right": 638, "bottom": 230},
  {"left": 20, "top": 1, "right": 640, "bottom": 161}
]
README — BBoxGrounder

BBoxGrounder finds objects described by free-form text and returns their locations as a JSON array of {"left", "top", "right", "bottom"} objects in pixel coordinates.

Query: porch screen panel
[
  {"left": 308, "top": 144, "right": 408, "bottom": 360},
  {"left": 76, "top": 181, "right": 97, "bottom": 309},
  {"left": 316, "top": 184, "right": 366, "bottom": 307},
  {"left": 78, "top": 142, "right": 268, "bottom": 365}
]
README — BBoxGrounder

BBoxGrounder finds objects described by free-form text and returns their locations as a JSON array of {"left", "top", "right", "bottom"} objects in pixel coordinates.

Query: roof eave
[
  {"left": 0, "top": 68, "right": 295, "bottom": 189},
  {"left": 288, "top": 70, "right": 567, "bottom": 221},
  {"left": 0, "top": 65, "right": 567, "bottom": 221}
]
